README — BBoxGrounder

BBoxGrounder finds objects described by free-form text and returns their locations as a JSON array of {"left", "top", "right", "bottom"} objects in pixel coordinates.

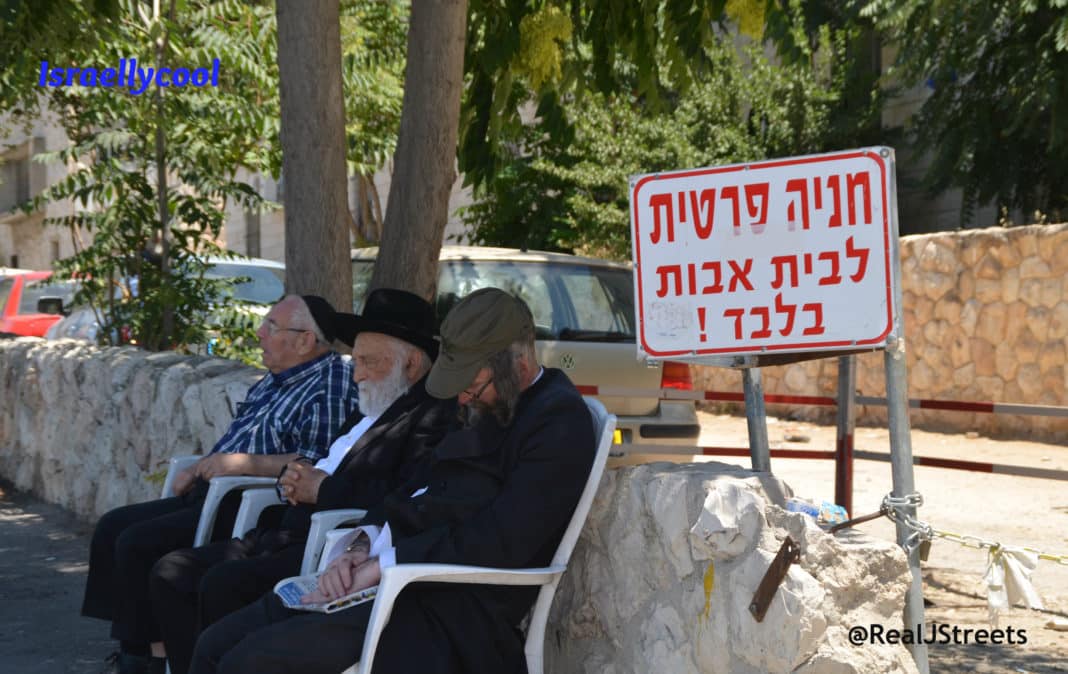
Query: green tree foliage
[
  {"left": 0, "top": 0, "right": 406, "bottom": 355},
  {"left": 10, "top": 0, "right": 278, "bottom": 351},
  {"left": 463, "top": 23, "right": 863, "bottom": 260},
  {"left": 863, "top": 0, "right": 1068, "bottom": 222}
]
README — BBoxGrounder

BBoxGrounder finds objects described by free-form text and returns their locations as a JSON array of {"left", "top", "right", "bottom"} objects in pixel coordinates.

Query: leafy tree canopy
[
  {"left": 0, "top": 0, "right": 406, "bottom": 356},
  {"left": 863, "top": 0, "right": 1068, "bottom": 223},
  {"left": 463, "top": 4, "right": 881, "bottom": 260}
]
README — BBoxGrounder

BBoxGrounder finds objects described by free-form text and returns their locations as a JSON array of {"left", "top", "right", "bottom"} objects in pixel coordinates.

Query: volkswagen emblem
[{"left": 560, "top": 353, "right": 576, "bottom": 370}]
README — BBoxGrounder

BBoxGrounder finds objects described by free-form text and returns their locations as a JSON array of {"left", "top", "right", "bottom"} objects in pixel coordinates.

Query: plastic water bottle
[{"left": 785, "top": 498, "right": 848, "bottom": 526}]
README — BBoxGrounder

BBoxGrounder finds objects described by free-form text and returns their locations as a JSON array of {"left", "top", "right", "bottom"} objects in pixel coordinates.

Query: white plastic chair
[
  {"left": 328, "top": 397, "right": 615, "bottom": 674},
  {"left": 159, "top": 455, "right": 278, "bottom": 546}
]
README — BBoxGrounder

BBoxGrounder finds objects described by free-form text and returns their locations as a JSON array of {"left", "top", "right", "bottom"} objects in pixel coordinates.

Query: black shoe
[
  {"left": 147, "top": 656, "right": 167, "bottom": 674},
  {"left": 102, "top": 651, "right": 150, "bottom": 674}
]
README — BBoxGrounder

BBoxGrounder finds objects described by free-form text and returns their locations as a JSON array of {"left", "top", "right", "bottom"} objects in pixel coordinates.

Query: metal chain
[{"left": 878, "top": 492, "right": 1068, "bottom": 565}]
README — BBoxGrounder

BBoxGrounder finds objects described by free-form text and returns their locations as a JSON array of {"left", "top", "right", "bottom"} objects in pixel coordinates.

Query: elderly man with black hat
[
  {"left": 146, "top": 288, "right": 457, "bottom": 674},
  {"left": 83, "top": 293, "right": 360, "bottom": 674},
  {"left": 188, "top": 287, "right": 597, "bottom": 674}
]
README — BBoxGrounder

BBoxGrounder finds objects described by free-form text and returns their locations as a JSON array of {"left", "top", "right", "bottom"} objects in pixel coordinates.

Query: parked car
[
  {"left": 0, "top": 271, "right": 78, "bottom": 337},
  {"left": 43, "top": 256, "right": 285, "bottom": 342},
  {"left": 352, "top": 245, "right": 701, "bottom": 446}
]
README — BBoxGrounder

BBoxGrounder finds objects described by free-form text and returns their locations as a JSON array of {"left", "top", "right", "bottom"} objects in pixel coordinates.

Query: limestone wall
[
  {"left": 693, "top": 223, "right": 1068, "bottom": 442},
  {"left": 0, "top": 338, "right": 259, "bottom": 522}
]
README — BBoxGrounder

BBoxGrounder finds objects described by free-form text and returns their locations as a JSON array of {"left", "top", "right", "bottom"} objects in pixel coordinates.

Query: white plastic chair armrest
[
  {"left": 231, "top": 487, "right": 281, "bottom": 539},
  {"left": 160, "top": 455, "right": 201, "bottom": 499},
  {"left": 193, "top": 476, "right": 278, "bottom": 547},
  {"left": 355, "top": 564, "right": 564, "bottom": 674},
  {"left": 301, "top": 509, "right": 368, "bottom": 575}
]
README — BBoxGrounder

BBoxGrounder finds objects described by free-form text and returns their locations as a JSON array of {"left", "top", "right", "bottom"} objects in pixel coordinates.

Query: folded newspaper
[{"left": 274, "top": 573, "right": 378, "bottom": 614}]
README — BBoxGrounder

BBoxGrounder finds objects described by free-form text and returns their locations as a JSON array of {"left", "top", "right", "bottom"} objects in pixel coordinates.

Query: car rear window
[
  {"left": 0, "top": 277, "right": 13, "bottom": 311},
  {"left": 205, "top": 263, "right": 286, "bottom": 304},
  {"left": 19, "top": 280, "right": 77, "bottom": 314},
  {"left": 352, "top": 258, "right": 636, "bottom": 341}
]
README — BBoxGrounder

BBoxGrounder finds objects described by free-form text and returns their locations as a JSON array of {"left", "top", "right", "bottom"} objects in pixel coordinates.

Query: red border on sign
[{"left": 631, "top": 149, "right": 894, "bottom": 357}]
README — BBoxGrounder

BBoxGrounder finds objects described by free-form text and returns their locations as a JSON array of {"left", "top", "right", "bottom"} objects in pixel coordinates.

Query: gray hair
[{"left": 383, "top": 333, "right": 433, "bottom": 380}]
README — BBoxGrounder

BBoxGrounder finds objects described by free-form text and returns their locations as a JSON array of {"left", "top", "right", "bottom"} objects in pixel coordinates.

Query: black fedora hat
[
  {"left": 336, "top": 288, "right": 439, "bottom": 358},
  {"left": 300, "top": 295, "right": 353, "bottom": 346}
]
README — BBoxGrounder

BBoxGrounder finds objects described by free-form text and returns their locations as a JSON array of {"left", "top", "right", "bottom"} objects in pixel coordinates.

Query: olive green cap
[{"left": 426, "top": 288, "right": 534, "bottom": 399}]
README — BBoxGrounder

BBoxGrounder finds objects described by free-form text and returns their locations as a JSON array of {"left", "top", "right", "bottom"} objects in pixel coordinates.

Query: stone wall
[
  {"left": 0, "top": 338, "right": 259, "bottom": 522},
  {"left": 693, "top": 223, "right": 1068, "bottom": 442}
]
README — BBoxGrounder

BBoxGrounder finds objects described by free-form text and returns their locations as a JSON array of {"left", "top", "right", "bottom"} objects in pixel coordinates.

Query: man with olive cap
[
  {"left": 189, "top": 287, "right": 597, "bottom": 674},
  {"left": 149, "top": 288, "right": 457, "bottom": 674},
  {"left": 84, "top": 294, "right": 359, "bottom": 674}
]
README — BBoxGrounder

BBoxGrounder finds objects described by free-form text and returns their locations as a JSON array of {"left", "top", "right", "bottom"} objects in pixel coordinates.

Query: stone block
[
  {"left": 933, "top": 294, "right": 962, "bottom": 324},
  {"left": 1004, "top": 302, "right": 1028, "bottom": 345},
  {"left": 918, "top": 238, "right": 958, "bottom": 274},
  {"left": 1015, "top": 328, "right": 1040, "bottom": 365},
  {"left": 953, "top": 363, "right": 975, "bottom": 390},
  {"left": 1017, "top": 363, "right": 1043, "bottom": 400},
  {"left": 959, "top": 300, "right": 980, "bottom": 336},
  {"left": 1019, "top": 257, "right": 1051, "bottom": 279},
  {"left": 974, "top": 376, "right": 1005, "bottom": 401},
  {"left": 995, "top": 343, "right": 1019, "bottom": 381},
  {"left": 973, "top": 278, "right": 1002, "bottom": 304},
  {"left": 948, "top": 333, "right": 971, "bottom": 369},
  {"left": 971, "top": 338, "right": 996, "bottom": 377},
  {"left": 1048, "top": 234, "right": 1068, "bottom": 274},
  {"left": 1051, "top": 303, "right": 1068, "bottom": 340},
  {"left": 974, "top": 254, "right": 1003, "bottom": 280},
  {"left": 1039, "top": 343, "right": 1066, "bottom": 374},
  {"left": 974, "top": 303, "right": 1007, "bottom": 343}
]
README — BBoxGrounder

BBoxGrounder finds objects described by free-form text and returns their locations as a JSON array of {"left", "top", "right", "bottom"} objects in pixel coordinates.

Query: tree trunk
[
  {"left": 276, "top": 0, "right": 352, "bottom": 312},
  {"left": 371, "top": 0, "right": 467, "bottom": 301}
]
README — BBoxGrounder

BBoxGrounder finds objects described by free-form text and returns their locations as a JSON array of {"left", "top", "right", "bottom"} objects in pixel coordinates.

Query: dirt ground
[{"left": 629, "top": 411, "right": 1068, "bottom": 674}]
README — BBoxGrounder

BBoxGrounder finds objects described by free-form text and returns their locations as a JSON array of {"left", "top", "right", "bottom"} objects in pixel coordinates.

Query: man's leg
[
  {"left": 110, "top": 502, "right": 202, "bottom": 648},
  {"left": 198, "top": 542, "right": 306, "bottom": 628},
  {"left": 190, "top": 593, "right": 372, "bottom": 674},
  {"left": 82, "top": 496, "right": 191, "bottom": 623},
  {"left": 150, "top": 538, "right": 252, "bottom": 674}
]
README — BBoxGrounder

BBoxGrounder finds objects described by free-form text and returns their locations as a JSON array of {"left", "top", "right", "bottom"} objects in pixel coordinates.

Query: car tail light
[{"left": 660, "top": 361, "right": 693, "bottom": 391}]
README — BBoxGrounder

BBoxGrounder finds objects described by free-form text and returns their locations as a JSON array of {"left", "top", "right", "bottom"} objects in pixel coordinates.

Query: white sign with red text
[{"left": 630, "top": 148, "right": 898, "bottom": 358}]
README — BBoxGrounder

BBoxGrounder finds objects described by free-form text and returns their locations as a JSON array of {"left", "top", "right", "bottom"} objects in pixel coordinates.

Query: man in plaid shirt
[{"left": 83, "top": 294, "right": 359, "bottom": 674}]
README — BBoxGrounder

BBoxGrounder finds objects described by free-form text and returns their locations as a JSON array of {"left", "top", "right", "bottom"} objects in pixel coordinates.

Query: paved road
[{"left": 0, "top": 480, "right": 112, "bottom": 673}]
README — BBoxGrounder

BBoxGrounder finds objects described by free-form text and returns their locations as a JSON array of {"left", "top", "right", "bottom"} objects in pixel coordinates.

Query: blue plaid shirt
[{"left": 210, "top": 352, "right": 358, "bottom": 461}]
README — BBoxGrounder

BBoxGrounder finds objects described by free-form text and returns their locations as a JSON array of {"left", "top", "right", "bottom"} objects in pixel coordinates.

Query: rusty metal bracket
[
  {"left": 749, "top": 536, "right": 801, "bottom": 622},
  {"left": 828, "top": 506, "right": 890, "bottom": 534}
]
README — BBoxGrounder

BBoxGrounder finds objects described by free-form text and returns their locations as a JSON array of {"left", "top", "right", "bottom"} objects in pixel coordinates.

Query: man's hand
[
  {"left": 195, "top": 453, "right": 252, "bottom": 480},
  {"left": 277, "top": 461, "right": 328, "bottom": 505},
  {"left": 302, "top": 553, "right": 380, "bottom": 605},
  {"left": 171, "top": 467, "right": 198, "bottom": 496}
]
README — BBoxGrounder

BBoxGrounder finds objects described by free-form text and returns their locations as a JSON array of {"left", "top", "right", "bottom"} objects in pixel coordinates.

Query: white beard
[{"left": 358, "top": 362, "right": 410, "bottom": 417}]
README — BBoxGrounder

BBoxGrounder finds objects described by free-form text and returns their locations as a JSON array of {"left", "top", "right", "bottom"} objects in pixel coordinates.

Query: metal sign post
[
  {"left": 629, "top": 147, "right": 929, "bottom": 673},
  {"left": 742, "top": 368, "right": 771, "bottom": 472}
]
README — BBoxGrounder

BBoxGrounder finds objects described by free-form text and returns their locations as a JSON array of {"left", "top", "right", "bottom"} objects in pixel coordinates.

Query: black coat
[
  {"left": 360, "top": 367, "right": 597, "bottom": 672},
  {"left": 272, "top": 376, "right": 458, "bottom": 542}
]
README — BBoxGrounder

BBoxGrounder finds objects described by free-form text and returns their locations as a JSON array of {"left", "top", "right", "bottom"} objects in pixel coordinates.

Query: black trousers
[
  {"left": 189, "top": 586, "right": 522, "bottom": 674},
  {"left": 149, "top": 535, "right": 304, "bottom": 674},
  {"left": 81, "top": 482, "right": 240, "bottom": 648}
]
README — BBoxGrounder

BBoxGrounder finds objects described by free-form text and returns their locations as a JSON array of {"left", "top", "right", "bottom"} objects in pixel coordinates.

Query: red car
[{"left": 0, "top": 271, "right": 77, "bottom": 337}]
